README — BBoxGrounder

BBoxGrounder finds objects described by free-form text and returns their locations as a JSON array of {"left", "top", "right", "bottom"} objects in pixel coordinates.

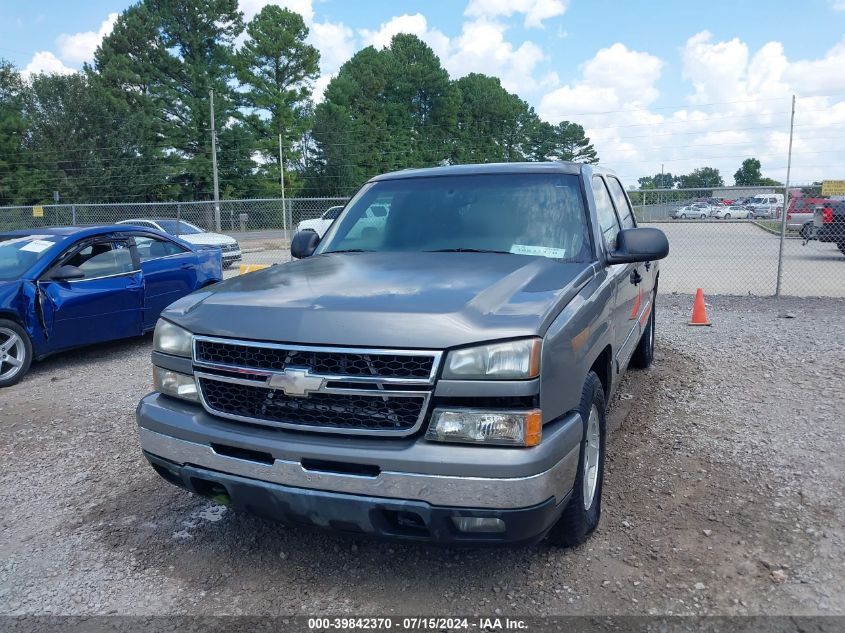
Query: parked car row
[{"left": 670, "top": 194, "right": 785, "bottom": 220}]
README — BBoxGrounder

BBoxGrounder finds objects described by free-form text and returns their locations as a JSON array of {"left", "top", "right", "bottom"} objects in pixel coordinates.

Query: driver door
[{"left": 39, "top": 237, "right": 144, "bottom": 352}]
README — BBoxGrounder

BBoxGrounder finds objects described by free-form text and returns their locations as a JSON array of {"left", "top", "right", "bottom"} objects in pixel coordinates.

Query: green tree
[
  {"left": 0, "top": 60, "right": 31, "bottom": 205},
  {"left": 637, "top": 172, "right": 675, "bottom": 189},
  {"left": 733, "top": 158, "right": 762, "bottom": 186},
  {"left": 452, "top": 73, "right": 531, "bottom": 164},
  {"left": 554, "top": 121, "right": 598, "bottom": 163},
  {"left": 676, "top": 167, "right": 724, "bottom": 189},
  {"left": 311, "top": 35, "right": 459, "bottom": 192},
  {"left": 527, "top": 120, "right": 599, "bottom": 164},
  {"left": 734, "top": 158, "right": 782, "bottom": 186},
  {"left": 237, "top": 5, "right": 319, "bottom": 196},
  {"left": 20, "top": 72, "right": 175, "bottom": 203},
  {"left": 94, "top": 0, "right": 245, "bottom": 201}
]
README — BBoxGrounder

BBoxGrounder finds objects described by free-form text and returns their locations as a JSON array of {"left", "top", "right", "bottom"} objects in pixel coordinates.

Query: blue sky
[{"left": 2, "top": 0, "right": 845, "bottom": 184}]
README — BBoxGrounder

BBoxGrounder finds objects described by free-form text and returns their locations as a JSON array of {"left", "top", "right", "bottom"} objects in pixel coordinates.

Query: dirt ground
[{"left": 1, "top": 295, "right": 843, "bottom": 617}]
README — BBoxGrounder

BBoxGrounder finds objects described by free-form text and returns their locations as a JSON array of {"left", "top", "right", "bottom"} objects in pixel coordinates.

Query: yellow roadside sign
[
  {"left": 821, "top": 180, "right": 845, "bottom": 196},
  {"left": 32, "top": 205, "right": 44, "bottom": 218}
]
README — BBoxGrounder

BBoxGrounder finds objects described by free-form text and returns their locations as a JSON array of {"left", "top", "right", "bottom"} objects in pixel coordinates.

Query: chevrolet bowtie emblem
[{"left": 267, "top": 366, "right": 325, "bottom": 397}]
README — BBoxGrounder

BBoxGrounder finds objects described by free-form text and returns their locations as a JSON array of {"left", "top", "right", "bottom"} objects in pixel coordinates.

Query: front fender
[{"left": 539, "top": 267, "right": 615, "bottom": 424}]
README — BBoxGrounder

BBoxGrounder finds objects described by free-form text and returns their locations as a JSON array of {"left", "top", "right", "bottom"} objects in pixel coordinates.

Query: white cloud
[
  {"left": 830, "top": 0, "right": 845, "bottom": 10},
  {"left": 309, "top": 20, "right": 357, "bottom": 101},
  {"left": 443, "top": 19, "right": 547, "bottom": 92},
  {"left": 538, "top": 32, "right": 845, "bottom": 186},
  {"left": 539, "top": 43, "right": 664, "bottom": 120},
  {"left": 311, "top": 21, "right": 357, "bottom": 74},
  {"left": 464, "top": 0, "right": 568, "bottom": 28},
  {"left": 240, "top": 0, "right": 314, "bottom": 22},
  {"left": 360, "top": 13, "right": 449, "bottom": 57},
  {"left": 22, "top": 51, "right": 76, "bottom": 77},
  {"left": 55, "top": 12, "right": 118, "bottom": 64}
]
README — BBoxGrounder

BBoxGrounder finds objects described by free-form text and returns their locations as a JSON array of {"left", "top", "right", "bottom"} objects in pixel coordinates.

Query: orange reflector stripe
[{"left": 524, "top": 409, "right": 542, "bottom": 447}]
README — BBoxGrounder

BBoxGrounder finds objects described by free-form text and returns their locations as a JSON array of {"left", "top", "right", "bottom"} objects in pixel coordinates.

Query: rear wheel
[
  {"left": 0, "top": 319, "right": 32, "bottom": 388},
  {"left": 800, "top": 223, "right": 813, "bottom": 240},
  {"left": 724, "top": 213, "right": 732, "bottom": 219},
  {"left": 700, "top": 214, "right": 707, "bottom": 219},
  {"left": 546, "top": 371, "right": 606, "bottom": 547},
  {"left": 680, "top": 213, "right": 687, "bottom": 219}
]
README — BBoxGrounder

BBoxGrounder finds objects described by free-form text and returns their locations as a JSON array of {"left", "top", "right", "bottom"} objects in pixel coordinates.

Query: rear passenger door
[
  {"left": 592, "top": 176, "right": 642, "bottom": 373},
  {"left": 134, "top": 234, "right": 199, "bottom": 330}
]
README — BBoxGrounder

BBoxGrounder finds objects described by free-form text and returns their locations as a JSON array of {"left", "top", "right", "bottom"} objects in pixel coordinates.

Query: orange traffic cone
[{"left": 689, "top": 288, "right": 711, "bottom": 326}]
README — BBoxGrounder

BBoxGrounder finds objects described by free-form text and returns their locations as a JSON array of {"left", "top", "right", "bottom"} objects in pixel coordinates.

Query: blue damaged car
[{"left": 0, "top": 225, "right": 222, "bottom": 387}]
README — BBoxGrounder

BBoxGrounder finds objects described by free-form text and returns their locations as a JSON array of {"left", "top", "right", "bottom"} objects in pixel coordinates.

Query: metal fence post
[
  {"left": 775, "top": 95, "right": 796, "bottom": 299},
  {"left": 71, "top": 204, "right": 76, "bottom": 225},
  {"left": 176, "top": 202, "right": 181, "bottom": 225}
]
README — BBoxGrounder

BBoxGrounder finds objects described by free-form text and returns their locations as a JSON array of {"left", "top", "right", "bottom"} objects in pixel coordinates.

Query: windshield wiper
[
  {"left": 425, "top": 248, "right": 513, "bottom": 254},
  {"left": 322, "top": 249, "right": 372, "bottom": 254}
]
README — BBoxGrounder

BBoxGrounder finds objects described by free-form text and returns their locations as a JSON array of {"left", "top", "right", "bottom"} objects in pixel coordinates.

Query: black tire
[
  {"left": 746, "top": 212, "right": 753, "bottom": 219},
  {"left": 630, "top": 291, "right": 656, "bottom": 369},
  {"left": 0, "top": 318, "right": 33, "bottom": 388},
  {"left": 546, "top": 371, "right": 607, "bottom": 547},
  {"left": 724, "top": 213, "right": 731, "bottom": 219},
  {"left": 680, "top": 214, "right": 687, "bottom": 219}
]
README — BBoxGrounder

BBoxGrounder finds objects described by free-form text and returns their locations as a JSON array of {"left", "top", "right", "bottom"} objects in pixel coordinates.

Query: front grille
[
  {"left": 221, "top": 243, "right": 239, "bottom": 252},
  {"left": 198, "top": 377, "right": 425, "bottom": 432},
  {"left": 195, "top": 339, "right": 435, "bottom": 380}
]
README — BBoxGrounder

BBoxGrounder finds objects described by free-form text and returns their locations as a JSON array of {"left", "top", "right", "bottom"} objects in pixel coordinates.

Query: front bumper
[
  {"left": 136, "top": 393, "right": 582, "bottom": 543},
  {"left": 145, "top": 451, "right": 568, "bottom": 544}
]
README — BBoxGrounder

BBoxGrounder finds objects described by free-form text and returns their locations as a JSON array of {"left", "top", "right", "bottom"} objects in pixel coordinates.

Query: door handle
[
  {"left": 180, "top": 263, "right": 192, "bottom": 269},
  {"left": 630, "top": 269, "right": 642, "bottom": 286}
]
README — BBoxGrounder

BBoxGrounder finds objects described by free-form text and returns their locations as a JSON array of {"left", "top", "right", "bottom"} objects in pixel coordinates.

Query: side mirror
[
  {"left": 290, "top": 230, "right": 320, "bottom": 259},
  {"left": 607, "top": 227, "right": 669, "bottom": 265},
  {"left": 51, "top": 264, "right": 85, "bottom": 281}
]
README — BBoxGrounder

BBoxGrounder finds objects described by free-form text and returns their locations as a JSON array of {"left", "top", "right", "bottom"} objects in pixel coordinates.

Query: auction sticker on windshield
[{"left": 509, "top": 244, "right": 566, "bottom": 258}]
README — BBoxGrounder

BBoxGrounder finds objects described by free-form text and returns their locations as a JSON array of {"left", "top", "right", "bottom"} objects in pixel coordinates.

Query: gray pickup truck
[{"left": 136, "top": 162, "right": 669, "bottom": 546}]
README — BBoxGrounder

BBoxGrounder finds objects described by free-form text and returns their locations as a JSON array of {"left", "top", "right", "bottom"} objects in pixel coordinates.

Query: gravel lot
[{"left": 1, "top": 295, "right": 843, "bottom": 616}]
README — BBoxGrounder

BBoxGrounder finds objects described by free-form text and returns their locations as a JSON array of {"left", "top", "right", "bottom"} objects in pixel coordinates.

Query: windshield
[
  {"left": 0, "top": 234, "right": 62, "bottom": 280},
  {"left": 156, "top": 220, "right": 203, "bottom": 235},
  {"left": 316, "top": 173, "right": 592, "bottom": 262}
]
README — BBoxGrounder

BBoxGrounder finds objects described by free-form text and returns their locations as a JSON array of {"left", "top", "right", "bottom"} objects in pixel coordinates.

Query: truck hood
[{"left": 164, "top": 252, "right": 594, "bottom": 349}]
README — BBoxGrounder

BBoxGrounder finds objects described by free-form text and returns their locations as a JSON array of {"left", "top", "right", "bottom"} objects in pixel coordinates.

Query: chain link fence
[
  {"left": 2, "top": 189, "right": 843, "bottom": 297},
  {"left": 629, "top": 185, "right": 845, "bottom": 298}
]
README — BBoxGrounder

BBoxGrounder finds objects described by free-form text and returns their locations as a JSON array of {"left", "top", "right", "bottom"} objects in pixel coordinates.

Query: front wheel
[
  {"left": 724, "top": 213, "right": 732, "bottom": 219},
  {"left": 746, "top": 212, "right": 753, "bottom": 219},
  {"left": 700, "top": 214, "right": 707, "bottom": 219},
  {"left": 680, "top": 214, "right": 687, "bottom": 219},
  {"left": 546, "top": 371, "right": 607, "bottom": 547},
  {"left": 0, "top": 319, "right": 33, "bottom": 388}
]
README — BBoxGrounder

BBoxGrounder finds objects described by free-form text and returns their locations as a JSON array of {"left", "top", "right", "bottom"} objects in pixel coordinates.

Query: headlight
[
  {"left": 153, "top": 366, "right": 199, "bottom": 402},
  {"left": 425, "top": 409, "right": 542, "bottom": 446},
  {"left": 153, "top": 319, "right": 193, "bottom": 357},
  {"left": 442, "top": 338, "right": 540, "bottom": 380}
]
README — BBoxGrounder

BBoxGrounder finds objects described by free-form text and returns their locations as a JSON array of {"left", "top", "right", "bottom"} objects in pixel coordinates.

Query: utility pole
[
  {"left": 209, "top": 90, "right": 221, "bottom": 231},
  {"left": 775, "top": 94, "right": 796, "bottom": 300},
  {"left": 279, "top": 133, "right": 287, "bottom": 235},
  {"left": 659, "top": 163, "right": 664, "bottom": 206}
]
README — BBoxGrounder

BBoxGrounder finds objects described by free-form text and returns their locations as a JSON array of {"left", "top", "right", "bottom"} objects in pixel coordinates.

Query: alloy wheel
[
  {"left": 0, "top": 327, "right": 26, "bottom": 382},
  {"left": 582, "top": 404, "right": 601, "bottom": 510}
]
